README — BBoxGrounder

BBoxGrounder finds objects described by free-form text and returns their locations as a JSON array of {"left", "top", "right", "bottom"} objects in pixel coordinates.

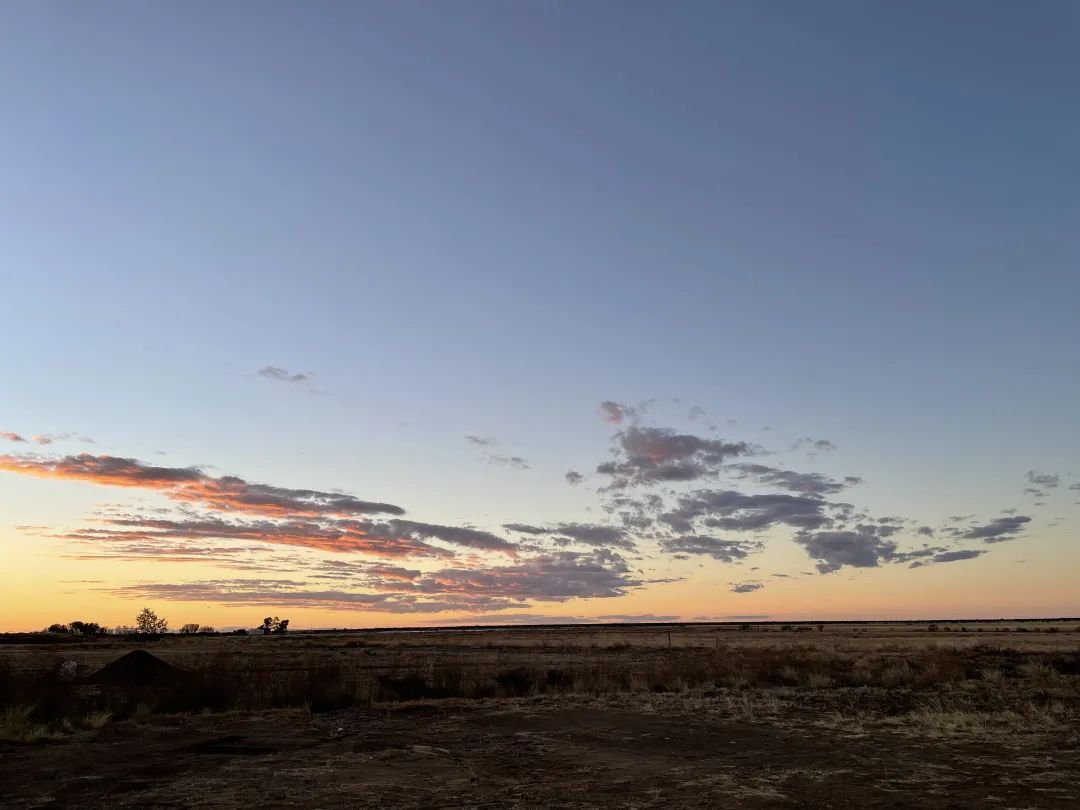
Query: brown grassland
[{"left": 1, "top": 621, "right": 1078, "bottom": 808}]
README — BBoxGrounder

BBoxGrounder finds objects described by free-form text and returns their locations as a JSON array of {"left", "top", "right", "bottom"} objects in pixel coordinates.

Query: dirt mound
[{"left": 85, "top": 650, "right": 188, "bottom": 687}]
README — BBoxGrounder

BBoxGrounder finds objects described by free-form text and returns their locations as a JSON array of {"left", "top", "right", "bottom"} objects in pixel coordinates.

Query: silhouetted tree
[
  {"left": 179, "top": 623, "right": 201, "bottom": 635},
  {"left": 46, "top": 623, "right": 69, "bottom": 633},
  {"left": 260, "top": 616, "right": 289, "bottom": 634},
  {"left": 135, "top": 608, "right": 168, "bottom": 634}
]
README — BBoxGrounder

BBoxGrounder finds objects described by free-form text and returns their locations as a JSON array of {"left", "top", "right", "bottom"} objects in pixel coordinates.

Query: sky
[{"left": 1, "top": 2, "right": 1078, "bottom": 631}]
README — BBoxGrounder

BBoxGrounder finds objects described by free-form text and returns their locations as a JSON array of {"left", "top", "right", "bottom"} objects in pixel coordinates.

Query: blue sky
[{"left": 1, "top": 2, "right": 1077, "bottom": 628}]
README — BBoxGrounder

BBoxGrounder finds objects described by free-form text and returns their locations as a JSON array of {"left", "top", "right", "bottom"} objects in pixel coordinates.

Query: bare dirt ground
[{"left": 2, "top": 622, "right": 1078, "bottom": 808}]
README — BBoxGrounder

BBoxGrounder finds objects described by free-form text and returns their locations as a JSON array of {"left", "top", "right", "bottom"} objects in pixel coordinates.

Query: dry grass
[{"left": 0, "top": 623, "right": 1077, "bottom": 743}]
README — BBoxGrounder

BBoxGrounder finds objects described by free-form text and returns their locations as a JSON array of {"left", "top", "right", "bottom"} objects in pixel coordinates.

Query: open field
[{"left": 2, "top": 621, "right": 1079, "bottom": 808}]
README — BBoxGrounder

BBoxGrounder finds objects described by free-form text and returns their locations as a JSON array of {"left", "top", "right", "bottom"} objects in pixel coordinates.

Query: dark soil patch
[
  {"left": 83, "top": 650, "right": 189, "bottom": 688},
  {"left": 1, "top": 699, "right": 1077, "bottom": 809}
]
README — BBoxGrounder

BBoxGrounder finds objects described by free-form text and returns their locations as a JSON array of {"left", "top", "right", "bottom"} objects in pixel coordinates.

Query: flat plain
[{"left": 2, "top": 621, "right": 1078, "bottom": 808}]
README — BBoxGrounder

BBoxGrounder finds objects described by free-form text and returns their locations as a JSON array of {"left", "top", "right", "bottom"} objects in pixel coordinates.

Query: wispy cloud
[
  {"left": 731, "top": 463, "right": 856, "bottom": 496},
  {"left": 958, "top": 515, "right": 1032, "bottom": 543},
  {"left": 658, "top": 535, "right": 758, "bottom": 562},
  {"left": 0, "top": 453, "right": 405, "bottom": 518},
  {"left": 1025, "top": 471, "right": 1059, "bottom": 489},
  {"left": 465, "top": 436, "right": 529, "bottom": 470},
  {"left": 503, "top": 522, "right": 634, "bottom": 550},
  {"left": 257, "top": 366, "right": 313, "bottom": 383},
  {"left": 599, "top": 400, "right": 634, "bottom": 424},
  {"left": 102, "top": 549, "right": 640, "bottom": 612}
]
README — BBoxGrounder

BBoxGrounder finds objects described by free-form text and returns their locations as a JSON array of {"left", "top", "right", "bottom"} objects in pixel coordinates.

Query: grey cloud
[
  {"left": 598, "top": 426, "right": 756, "bottom": 488},
  {"left": 104, "top": 548, "right": 640, "bottom": 611},
  {"left": 663, "top": 489, "right": 831, "bottom": 533},
  {"left": 1, "top": 432, "right": 27, "bottom": 443},
  {"left": 487, "top": 454, "right": 529, "bottom": 470},
  {"left": 730, "top": 582, "right": 764, "bottom": 594},
  {"left": 731, "top": 463, "right": 854, "bottom": 496},
  {"left": 503, "top": 522, "right": 633, "bottom": 550},
  {"left": 796, "top": 529, "right": 898, "bottom": 573},
  {"left": 564, "top": 470, "right": 585, "bottom": 485},
  {"left": 1026, "top": 471, "right": 1059, "bottom": 489},
  {"left": 502, "top": 523, "right": 548, "bottom": 536},
  {"left": 793, "top": 438, "right": 837, "bottom": 454},
  {"left": 257, "top": 366, "right": 313, "bottom": 383},
  {"left": 930, "top": 549, "right": 985, "bottom": 564},
  {"left": 658, "top": 535, "right": 757, "bottom": 562},
  {"left": 382, "top": 520, "right": 516, "bottom": 553},
  {"left": 465, "top": 435, "right": 495, "bottom": 446},
  {"left": 960, "top": 516, "right": 1032, "bottom": 543}
]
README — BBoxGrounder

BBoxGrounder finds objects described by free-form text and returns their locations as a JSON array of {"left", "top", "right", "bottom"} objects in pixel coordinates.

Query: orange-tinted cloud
[
  {"left": 1, "top": 432, "right": 27, "bottom": 443},
  {"left": 53, "top": 516, "right": 460, "bottom": 559},
  {"left": 0, "top": 453, "right": 405, "bottom": 518}
]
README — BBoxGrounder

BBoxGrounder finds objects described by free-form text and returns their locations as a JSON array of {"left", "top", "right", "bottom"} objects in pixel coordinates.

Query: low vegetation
[{"left": 1, "top": 623, "right": 1077, "bottom": 743}]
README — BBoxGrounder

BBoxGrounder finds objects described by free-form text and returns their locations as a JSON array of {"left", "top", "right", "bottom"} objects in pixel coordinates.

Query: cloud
[
  {"left": 466, "top": 436, "right": 529, "bottom": 469},
  {"left": 51, "top": 515, "right": 459, "bottom": 559},
  {"left": 414, "top": 612, "right": 681, "bottom": 626},
  {"left": 0, "top": 453, "right": 405, "bottom": 519},
  {"left": 1026, "top": 471, "right": 1059, "bottom": 489},
  {"left": 102, "top": 549, "right": 640, "bottom": 612},
  {"left": 382, "top": 520, "right": 516, "bottom": 553},
  {"left": 487, "top": 454, "right": 530, "bottom": 470},
  {"left": 257, "top": 366, "right": 313, "bottom": 383},
  {"left": 792, "top": 438, "right": 837, "bottom": 454},
  {"left": 795, "top": 528, "right": 898, "bottom": 573},
  {"left": 929, "top": 549, "right": 985, "bottom": 564},
  {"left": 5, "top": 432, "right": 88, "bottom": 446},
  {"left": 959, "top": 515, "right": 1032, "bottom": 543},
  {"left": 662, "top": 489, "right": 831, "bottom": 533},
  {"left": 917, "top": 526, "right": 935, "bottom": 536},
  {"left": 597, "top": 426, "right": 756, "bottom": 488},
  {"left": 106, "top": 580, "right": 521, "bottom": 613},
  {"left": 658, "top": 535, "right": 757, "bottom": 562},
  {"left": 564, "top": 470, "right": 584, "bottom": 486},
  {"left": 731, "top": 463, "right": 854, "bottom": 496},
  {"left": 730, "top": 582, "right": 763, "bottom": 593},
  {"left": 503, "top": 522, "right": 633, "bottom": 550},
  {"left": 599, "top": 401, "right": 634, "bottom": 424},
  {"left": 688, "top": 406, "right": 706, "bottom": 422}
]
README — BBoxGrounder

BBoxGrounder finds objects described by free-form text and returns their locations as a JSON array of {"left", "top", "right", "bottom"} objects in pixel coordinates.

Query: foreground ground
[{"left": 2, "top": 622, "right": 1078, "bottom": 807}]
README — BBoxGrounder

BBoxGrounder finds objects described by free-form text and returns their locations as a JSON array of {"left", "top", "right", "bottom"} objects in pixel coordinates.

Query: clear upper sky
[{"left": 1, "top": 2, "right": 1077, "bottom": 630}]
